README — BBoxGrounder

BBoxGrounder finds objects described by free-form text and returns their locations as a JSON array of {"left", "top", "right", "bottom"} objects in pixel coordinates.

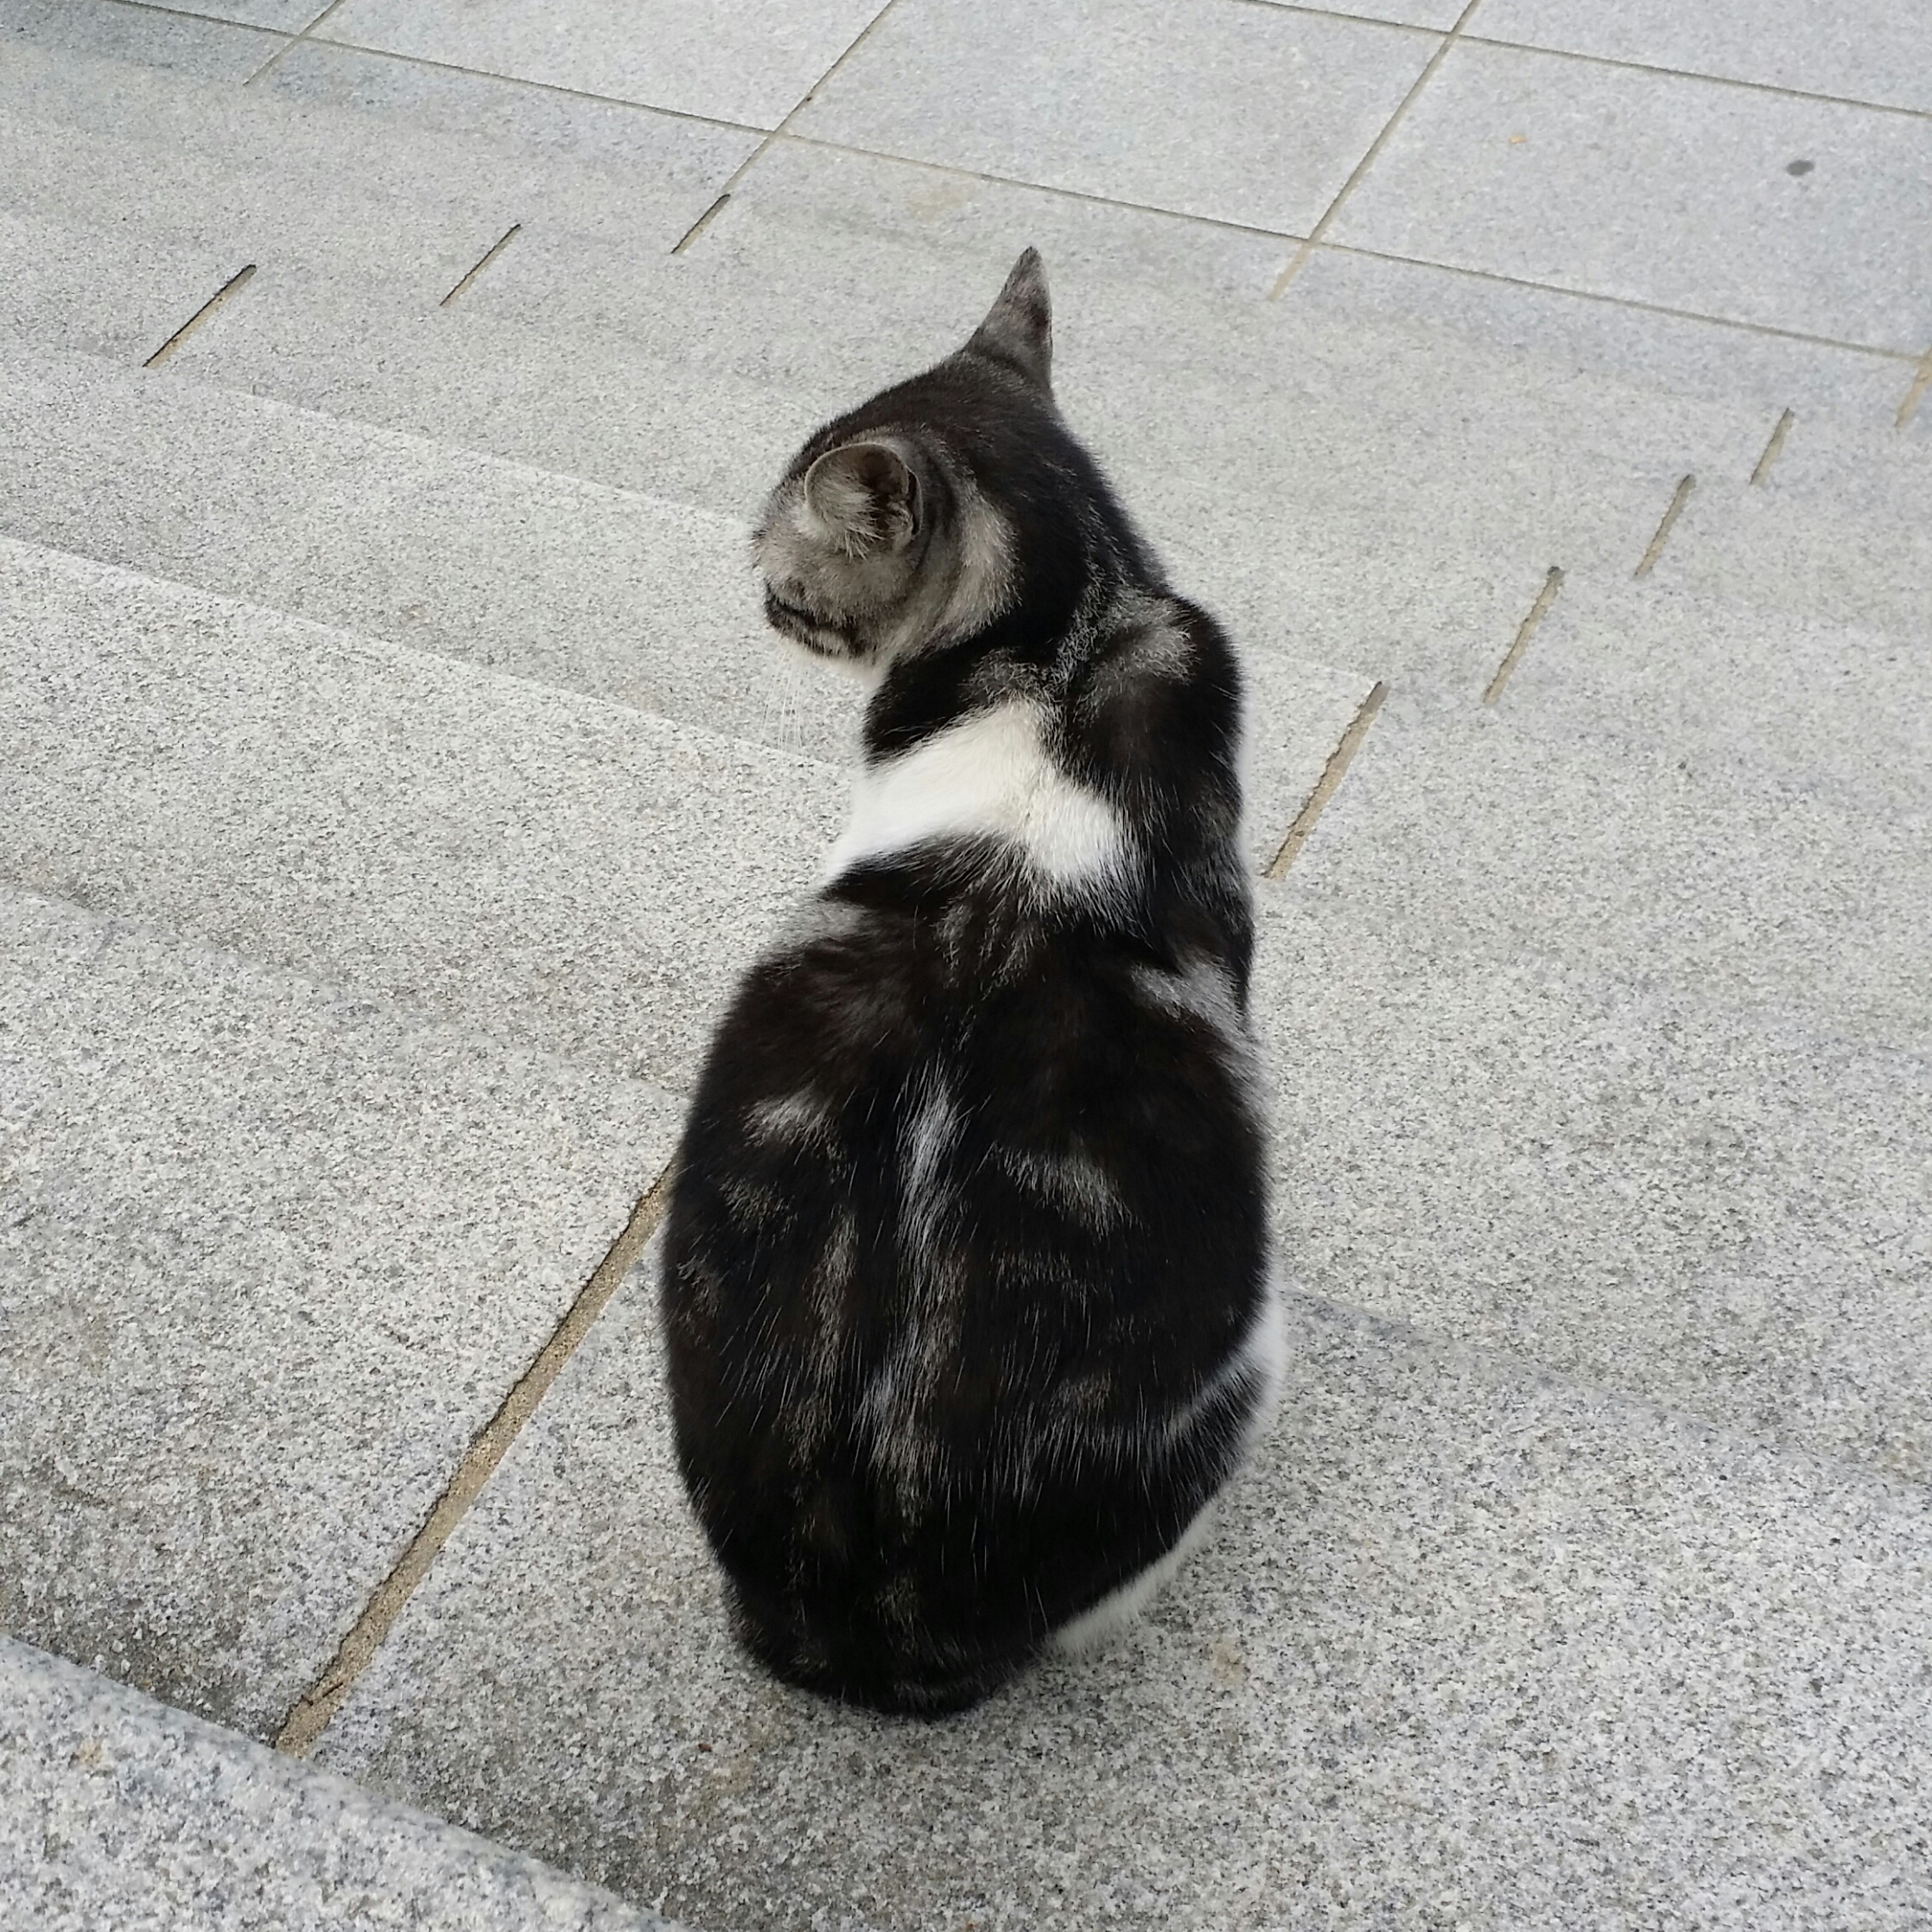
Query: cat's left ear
[
  {"left": 804, "top": 441, "right": 919, "bottom": 558},
  {"left": 965, "top": 247, "right": 1052, "bottom": 391}
]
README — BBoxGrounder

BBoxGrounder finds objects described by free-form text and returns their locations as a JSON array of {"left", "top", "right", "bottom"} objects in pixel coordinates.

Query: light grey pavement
[{"left": 2, "top": 0, "right": 1929, "bottom": 1927}]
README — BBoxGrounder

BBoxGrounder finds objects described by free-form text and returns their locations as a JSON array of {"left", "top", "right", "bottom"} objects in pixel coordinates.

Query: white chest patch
[{"left": 824, "top": 701, "right": 1128, "bottom": 890}]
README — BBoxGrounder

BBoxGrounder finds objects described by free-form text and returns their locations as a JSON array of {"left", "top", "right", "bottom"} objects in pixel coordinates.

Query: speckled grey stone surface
[
  {"left": 0, "top": 0, "right": 283, "bottom": 78},
  {"left": 1332, "top": 41, "right": 1932, "bottom": 353},
  {"left": 0, "top": 885, "right": 680, "bottom": 1736},
  {"left": 315, "top": 1242, "right": 1932, "bottom": 1931},
  {"left": 315, "top": 0, "right": 886, "bottom": 129},
  {"left": 0, "top": 1640, "right": 677, "bottom": 1930},
  {"left": 1474, "top": 0, "right": 1932, "bottom": 115},
  {"left": 0, "top": 536, "right": 845, "bottom": 1090},
  {"left": 791, "top": 0, "right": 1435, "bottom": 234},
  {"left": 0, "top": 348, "right": 865, "bottom": 769}
]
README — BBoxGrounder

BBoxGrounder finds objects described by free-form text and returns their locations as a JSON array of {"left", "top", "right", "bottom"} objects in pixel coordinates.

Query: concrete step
[
  {"left": 0, "top": 1639, "right": 677, "bottom": 1930},
  {"left": 0, "top": 874, "right": 677, "bottom": 1739},
  {"left": 305, "top": 1224, "right": 1932, "bottom": 1932},
  {"left": 0, "top": 347, "right": 1376, "bottom": 868},
  {"left": 0, "top": 32, "right": 739, "bottom": 359},
  {"left": 0, "top": 531, "right": 845, "bottom": 1090},
  {"left": 1248, "top": 567, "right": 1932, "bottom": 1485}
]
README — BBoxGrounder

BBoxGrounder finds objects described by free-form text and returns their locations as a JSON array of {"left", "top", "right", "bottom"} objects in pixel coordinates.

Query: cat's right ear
[
  {"left": 965, "top": 247, "right": 1052, "bottom": 391},
  {"left": 803, "top": 442, "right": 919, "bottom": 559}
]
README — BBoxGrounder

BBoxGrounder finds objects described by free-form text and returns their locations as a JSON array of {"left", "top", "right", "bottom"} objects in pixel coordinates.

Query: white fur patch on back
[{"left": 825, "top": 700, "right": 1127, "bottom": 889}]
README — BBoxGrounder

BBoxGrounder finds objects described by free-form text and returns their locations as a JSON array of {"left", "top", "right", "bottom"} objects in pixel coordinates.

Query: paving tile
[
  {"left": 0, "top": 0, "right": 282, "bottom": 76},
  {"left": 1255, "top": 925, "right": 1932, "bottom": 1484},
  {"left": 791, "top": 0, "right": 1438, "bottom": 234},
  {"left": 0, "top": 535, "right": 845, "bottom": 1092},
  {"left": 315, "top": 0, "right": 887, "bottom": 130},
  {"left": 1472, "top": 0, "right": 1932, "bottom": 116},
  {"left": 1656, "top": 466, "right": 1932, "bottom": 642},
  {"left": 258, "top": 39, "right": 759, "bottom": 189},
  {"left": 0, "top": 884, "right": 680, "bottom": 1737},
  {"left": 316, "top": 1248, "right": 1932, "bottom": 1931},
  {"left": 0, "top": 204, "right": 237, "bottom": 366},
  {"left": 0, "top": 346, "right": 861, "bottom": 767},
  {"left": 1331, "top": 41, "right": 1932, "bottom": 353},
  {"left": 1293, "top": 244, "right": 1916, "bottom": 435},
  {"left": 0, "top": 1641, "right": 675, "bottom": 1932}
]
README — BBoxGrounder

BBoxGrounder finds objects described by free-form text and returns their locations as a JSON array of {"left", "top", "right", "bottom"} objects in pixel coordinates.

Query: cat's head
[{"left": 753, "top": 248, "right": 1059, "bottom": 674}]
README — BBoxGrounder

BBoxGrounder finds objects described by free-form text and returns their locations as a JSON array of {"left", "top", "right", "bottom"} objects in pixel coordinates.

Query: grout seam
[
  {"left": 1635, "top": 473, "right": 1695, "bottom": 576},
  {"left": 1898, "top": 347, "right": 1932, "bottom": 429},
  {"left": 1457, "top": 33, "right": 1932, "bottom": 125},
  {"left": 671, "top": 194, "right": 733, "bottom": 255},
  {"left": 1268, "top": 0, "right": 1487, "bottom": 300},
  {"left": 1750, "top": 408, "right": 1795, "bottom": 486},
  {"left": 272, "top": 1162, "right": 677, "bottom": 1757},
  {"left": 244, "top": 0, "right": 353, "bottom": 86},
  {"left": 1482, "top": 565, "right": 1564, "bottom": 704},
  {"left": 681, "top": 0, "right": 913, "bottom": 240},
  {"left": 440, "top": 222, "right": 522, "bottom": 305},
  {"left": 1263, "top": 681, "right": 1389, "bottom": 879},
  {"left": 143, "top": 263, "right": 256, "bottom": 366}
]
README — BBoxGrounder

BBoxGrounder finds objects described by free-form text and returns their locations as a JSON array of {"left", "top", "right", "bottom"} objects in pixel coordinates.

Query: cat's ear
[
  {"left": 803, "top": 441, "right": 919, "bottom": 558},
  {"left": 965, "top": 247, "right": 1052, "bottom": 391}
]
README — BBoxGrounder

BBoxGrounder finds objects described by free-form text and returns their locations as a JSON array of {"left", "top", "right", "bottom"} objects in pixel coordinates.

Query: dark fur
[{"left": 661, "top": 251, "right": 1274, "bottom": 1714}]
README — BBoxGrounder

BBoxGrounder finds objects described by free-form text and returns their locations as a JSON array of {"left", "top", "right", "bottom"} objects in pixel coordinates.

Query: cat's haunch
[{"left": 660, "top": 249, "right": 1279, "bottom": 1715}]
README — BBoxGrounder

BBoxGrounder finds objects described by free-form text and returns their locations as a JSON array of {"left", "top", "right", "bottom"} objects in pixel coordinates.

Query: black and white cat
[{"left": 660, "top": 250, "right": 1279, "bottom": 1715}]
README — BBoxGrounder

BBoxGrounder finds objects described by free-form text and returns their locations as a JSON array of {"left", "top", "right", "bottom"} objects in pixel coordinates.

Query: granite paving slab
[
  {"left": 313, "top": 1237, "right": 1932, "bottom": 1931},
  {"left": 315, "top": 0, "right": 887, "bottom": 130},
  {"left": 258, "top": 35, "right": 763, "bottom": 183},
  {"left": 0, "top": 884, "right": 679, "bottom": 1737},
  {"left": 0, "top": 1640, "right": 677, "bottom": 1931},
  {"left": 1654, "top": 467, "right": 1932, "bottom": 643},
  {"left": 1472, "top": 0, "right": 1932, "bottom": 116},
  {"left": 790, "top": 0, "right": 1438, "bottom": 234},
  {"left": 1331, "top": 40, "right": 1932, "bottom": 353},
  {"left": 1291, "top": 245, "right": 1920, "bottom": 440},
  {"left": 0, "top": 535, "right": 846, "bottom": 1092},
  {"left": 0, "top": 0, "right": 280, "bottom": 78}
]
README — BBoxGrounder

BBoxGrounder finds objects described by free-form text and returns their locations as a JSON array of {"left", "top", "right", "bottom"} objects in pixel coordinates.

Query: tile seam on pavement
[
  {"left": 143, "top": 260, "right": 257, "bottom": 366},
  {"left": 1268, "top": 0, "right": 1486, "bottom": 299},
  {"left": 440, "top": 222, "right": 522, "bottom": 307},
  {"left": 1750, "top": 408, "right": 1795, "bottom": 485},
  {"left": 702, "top": 0, "right": 911, "bottom": 205},
  {"left": 1263, "top": 681, "right": 1389, "bottom": 878},
  {"left": 1899, "top": 347, "right": 1932, "bottom": 428},
  {"left": 1456, "top": 33, "right": 1932, "bottom": 125},
  {"left": 1306, "top": 238, "right": 1922, "bottom": 366},
  {"left": 1634, "top": 473, "right": 1695, "bottom": 575},
  {"left": 23, "top": 0, "right": 289, "bottom": 41},
  {"left": 273, "top": 1161, "right": 679, "bottom": 1757},
  {"left": 1481, "top": 562, "right": 1563, "bottom": 704},
  {"left": 243, "top": 0, "right": 353, "bottom": 87}
]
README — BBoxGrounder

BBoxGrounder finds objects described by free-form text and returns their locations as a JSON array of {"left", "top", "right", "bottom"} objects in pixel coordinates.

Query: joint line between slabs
[
  {"left": 1269, "top": 0, "right": 1486, "bottom": 300},
  {"left": 271, "top": 1161, "right": 677, "bottom": 1758},
  {"left": 442, "top": 223, "right": 522, "bottom": 305},
  {"left": 1751, "top": 408, "right": 1795, "bottom": 486},
  {"left": 143, "top": 263, "right": 256, "bottom": 367},
  {"left": 1265, "top": 681, "right": 1389, "bottom": 879},
  {"left": 1483, "top": 565, "right": 1564, "bottom": 705},
  {"left": 244, "top": 0, "right": 353, "bottom": 86},
  {"left": 1899, "top": 347, "right": 1932, "bottom": 429},
  {"left": 677, "top": 0, "right": 910, "bottom": 248},
  {"left": 1635, "top": 473, "right": 1695, "bottom": 576}
]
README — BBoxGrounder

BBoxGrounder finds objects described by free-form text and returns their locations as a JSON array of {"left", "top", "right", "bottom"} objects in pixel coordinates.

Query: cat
[{"left": 659, "top": 249, "right": 1279, "bottom": 1715}]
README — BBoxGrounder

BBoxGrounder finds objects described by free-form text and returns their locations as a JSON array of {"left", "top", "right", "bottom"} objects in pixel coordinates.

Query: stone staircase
[{"left": 3, "top": 11, "right": 1929, "bottom": 1930}]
